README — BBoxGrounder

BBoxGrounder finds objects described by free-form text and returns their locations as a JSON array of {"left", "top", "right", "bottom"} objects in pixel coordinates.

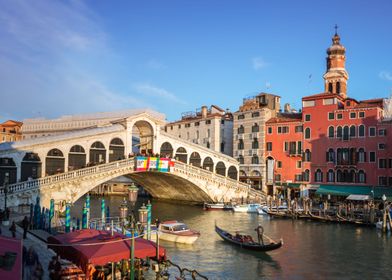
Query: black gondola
[{"left": 215, "top": 224, "right": 283, "bottom": 252}]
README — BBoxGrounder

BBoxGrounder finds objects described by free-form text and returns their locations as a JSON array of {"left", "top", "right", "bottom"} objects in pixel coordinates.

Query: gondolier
[{"left": 255, "top": 224, "right": 264, "bottom": 245}]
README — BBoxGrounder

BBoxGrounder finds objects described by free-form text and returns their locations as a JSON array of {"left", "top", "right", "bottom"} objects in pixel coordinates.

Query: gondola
[{"left": 215, "top": 224, "right": 283, "bottom": 252}]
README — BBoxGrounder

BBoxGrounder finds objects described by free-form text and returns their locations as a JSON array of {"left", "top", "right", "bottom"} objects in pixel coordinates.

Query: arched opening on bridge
[
  {"left": 68, "top": 145, "right": 86, "bottom": 171},
  {"left": 21, "top": 153, "right": 41, "bottom": 181},
  {"left": 132, "top": 120, "right": 154, "bottom": 155},
  {"left": 202, "top": 157, "right": 214, "bottom": 171},
  {"left": 215, "top": 161, "right": 226, "bottom": 176},
  {"left": 189, "top": 152, "right": 201, "bottom": 167},
  {"left": 175, "top": 147, "right": 188, "bottom": 164},
  {"left": 227, "top": 166, "right": 238, "bottom": 180},
  {"left": 90, "top": 141, "right": 106, "bottom": 165},
  {"left": 46, "top": 149, "right": 65, "bottom": 176},
  {"left": 160, "top": 142, "right": 173, "bottom": 158},
  {"left": 0, "top": 158, "right": 17, "bottom": 185},
  {"left": 109, "top": 138, "right": 125, "bottom": 162}
]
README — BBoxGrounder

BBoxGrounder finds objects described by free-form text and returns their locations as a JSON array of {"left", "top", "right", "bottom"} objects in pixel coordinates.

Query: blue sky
[{"left": 0, "top": 0, "right": 391, "bottom": 123}]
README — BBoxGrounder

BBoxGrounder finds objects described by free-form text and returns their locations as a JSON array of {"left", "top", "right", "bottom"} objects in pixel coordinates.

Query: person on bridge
[
  {"left": 22, "top": 216, "right": 29, "bottom": 239},
  {"left": 9, "top": 221, "right": 17, "bottom": 238}
]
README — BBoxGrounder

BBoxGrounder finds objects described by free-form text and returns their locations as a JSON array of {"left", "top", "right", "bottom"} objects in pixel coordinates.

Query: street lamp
[{"left": 127, "top": 183, "right": 139, "bottom": 206}]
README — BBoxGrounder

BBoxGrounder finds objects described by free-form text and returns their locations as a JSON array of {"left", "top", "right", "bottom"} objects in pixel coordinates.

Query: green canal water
[{"left": 71, "top": 196, "right": 392, "bottom": 280}]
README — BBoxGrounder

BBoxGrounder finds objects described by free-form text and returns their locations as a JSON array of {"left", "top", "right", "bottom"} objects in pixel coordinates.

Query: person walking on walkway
[
  {"left": 9, "top": 221, "right": 17, "bottom": 238},
  {"left": 22, "top": 216, "right": 29, "bottom": 239}
]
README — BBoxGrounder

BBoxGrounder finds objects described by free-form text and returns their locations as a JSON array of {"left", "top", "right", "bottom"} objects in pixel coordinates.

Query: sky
[{"left": 0, "top": 0, "right": 392, "bottom": 123}]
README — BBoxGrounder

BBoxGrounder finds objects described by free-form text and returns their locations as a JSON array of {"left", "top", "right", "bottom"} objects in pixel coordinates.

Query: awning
[
  {"left": 315, "top": 185, "right": 372, "bottom": 197},
  {"left": 346, "top": 194, "right": 371, "bottom": 201},
  {"left": 0, "top": 236, "right": 23, "bottom": 280}
]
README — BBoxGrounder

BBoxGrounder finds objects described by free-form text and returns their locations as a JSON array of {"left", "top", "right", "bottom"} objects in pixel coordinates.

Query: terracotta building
[
  {"left": 0, "top": 120, "right": 23, "bottom": 143},
  {"left": 265, "top": 31, "right": 392, "bottom": 198}
]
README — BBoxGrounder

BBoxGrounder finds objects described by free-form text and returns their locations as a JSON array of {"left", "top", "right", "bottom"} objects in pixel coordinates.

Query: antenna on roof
[{"left": 266, "top": 82, "right": 271, "bottom": 90}]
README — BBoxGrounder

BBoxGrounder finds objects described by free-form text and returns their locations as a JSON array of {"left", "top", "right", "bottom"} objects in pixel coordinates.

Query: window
[
  {"left": 337, "top": 113, "right": 343, "bottom": 120},
  {"left": 350, "top": 112, "right": 356, "bottom": 119},
  {"left": 303, "top": 170, "right": 310, "bottom": 181},
  {"left": 278, "top": 127, "right": 282, "bottom": 134},
  {"left": 170, "top": 126, "right": 173, "bottom": 130},
  {"left": 328, "top": 83, "right": 333, "bottom": 92},
  {"left": 327, "top": 170, "right": 335, "bottom": 182},
  {"left": 275, "top": 174, "right": 281, "bottom": 182},
  {"left": 221, "top": 120, "right": 225, "bottom": 124},
  {"left": 304, "top": 128, "right": 311, "bottom": 139},
  {"left": 206, "top": 142, "right": 210, "bottom": 148},
  {"left": 326, "top": 148, "right": 335, "bottom": 162},
  {"left": 296, "top": 161, "right": 302, "bottom": 168},
  {"left": 220, "top": 142, "right": 225, "bottom": 152},
  {"left": 277, "top": 161, "right": 282, "bottom": 168},
  {"left": 379, "top": 176, "right": 387, "bottom": 186},
  {"left": 238, "top": 114, "right": 245, "bottom": 120},
  {"left": 295, "top": 125, "right": 303, "bottom": 133},
  {"left": 266, "top": 142, "right": 272, "bottom": 151},
  {"left": 343, "top": 126, "right": 349, "bottom": 140},
  {"left": 304, "top": 149, "right": 311, "bottom": 162},
  {"left": 303, "top": 101, "right": 315, "bottom": 107},
  {"left": 289, "top": 142, "right": 297, "bottom": 155},
  {"left": 282, "top": 126, "right": 289, "bottom": 133},
  {"left": 305, "top": 114, "right": 311, "bottom": 121},
  {"left": 238, "top": 155, "right": 244, "bottom": 164},
  {"left": 369, "top": 152, "right": 376, "bottom": 162},
  {"left": 295, "top": 174, "right": 303, "bottom": 181},
  {"left": 297, "top": 141, "right": 302, "bottom": 154},
  {"left": 369, "top": 127, "right": 376, "bottom": 137},
  {"left": 358, "top": 171, "right": 366, "bottom": 183},
  {"left": 337, "top": 126, "right": 342, "bottom": 138},
  {"left": 238, "top": 140, "right": 244, "bottom": 150},
  {"left": 252, "top": 155, "right": 259, "bottom": 164},
  {"left": 378, "top": 143, "right": 385, "bottom": 150},
  {"left": 195, "top": 122, "right": 200, "bottom": 127},
  {"left": 389, "top": 158, "right": 392, "bottom": 168},
  {"left": 379, "top": 129, "right": 387, "bottom": 136},
  {"left": 358, "top": 148, "right": 366, "bottom": 162},
  {"left": 324, "top": 98, "right": 335, "bottom": 105},
  {"left": 237, "top": 125, "right": 244, "bottom": 134},
  {"left": 358, "top": 125, "right": 365, "bottom": 137},
  {"left": 252, "top": 112, "right": 260, "bottom": 118},
  {"left": 328, "top": 126, "right": 334, "bottom": 138},
  {"left": 359, "top": 112, "right": 365, "bottom": 118},
  {"left": 379, "top": 159, "right": 387, "bottom": 168},
  {"left": 284, "top": 142, "right": 288, "bottom": 152},
  {"left": 252, "top": 139, "right": 259, "bottom": 149},
  {"left": 185, "top": 123, "right": 191, "bottom": 128},
  {"left": 205, "top": 120, "right": 211, "bottom": 125},
  {"left": 178, "top": 124, "right": 181, "bottom": 128},
  {"left": 336, "top": 82, "right": 341, "bottom": 94},
  {"left": 252, "top": 123, "right": 259, "bottom": 132},
  {"left": 328, "top": 112, "right": 334, "bottom": 120},
  {"left": 350, "top": 126, "right": 356, "bottom": 138}
]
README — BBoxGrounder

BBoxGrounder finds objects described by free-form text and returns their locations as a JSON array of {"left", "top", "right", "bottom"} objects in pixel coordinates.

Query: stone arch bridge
[{"left": 0, "top": 110, "right": 264, "bottom": 208}]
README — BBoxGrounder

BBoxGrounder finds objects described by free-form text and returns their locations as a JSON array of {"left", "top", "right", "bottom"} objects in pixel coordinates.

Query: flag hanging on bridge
[{"left": 135, "top": 156, "right": 171, "bottom": 172}]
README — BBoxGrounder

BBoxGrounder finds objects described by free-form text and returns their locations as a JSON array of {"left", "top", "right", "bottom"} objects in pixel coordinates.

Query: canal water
[{"left": 72, "top": 196, "right": 392, "bottom": 280}]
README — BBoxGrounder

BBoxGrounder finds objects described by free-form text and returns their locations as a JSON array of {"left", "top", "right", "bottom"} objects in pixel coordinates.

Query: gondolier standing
[{"left": 255, "top": 224, "right": 264, "bottom": 245}]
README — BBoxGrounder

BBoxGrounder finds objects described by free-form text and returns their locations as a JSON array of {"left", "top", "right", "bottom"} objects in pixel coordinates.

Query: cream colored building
[
  {"left": 233, "top": 93, "right": 280, "bottom": 191},
  {"left": 165, "top": 105, "right": 233, "bottom": 156}
]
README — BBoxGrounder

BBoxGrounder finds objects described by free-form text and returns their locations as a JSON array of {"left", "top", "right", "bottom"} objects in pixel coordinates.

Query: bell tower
[{"left": 323, "top": 25, "right": 349, "bottom": 98}]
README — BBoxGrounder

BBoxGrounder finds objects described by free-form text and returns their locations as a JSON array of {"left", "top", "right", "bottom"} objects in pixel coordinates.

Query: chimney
[
  {"left": 201, "top": 106, "right": 208, "bottom": 118},
  {"left": 284, "top": 103, "right": 291, "bottom": 113}
]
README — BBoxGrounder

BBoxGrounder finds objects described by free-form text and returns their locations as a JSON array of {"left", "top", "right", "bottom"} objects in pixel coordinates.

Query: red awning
[
  {"left": 0, "top": 236, "right": 23, "bottom": 280},
  {"left": 48, "top": 229, "right": 165, "bottom": 268}
]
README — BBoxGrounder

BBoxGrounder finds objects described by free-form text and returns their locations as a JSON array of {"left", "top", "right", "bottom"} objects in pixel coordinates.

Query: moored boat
[
  {"left": 203, "top": 202, "right": 234, "bottom": 211},
  {"left": 158, "top": 220, "right": 200, "bottom": 244},
  {"left": 257, "top": 205, "right": 288, "bottom": 215},
  {"left": 215, "top": 224, "right": 283, "bottom": 252},
  {"left": 232, "top": 203, "right": 261, "bottom": 213}
]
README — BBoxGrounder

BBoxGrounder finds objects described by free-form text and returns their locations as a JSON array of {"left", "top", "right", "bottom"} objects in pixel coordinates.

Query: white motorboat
[
  {"left": 232, "top": 203, "right": 261, "bottom": 213},
  {"left": 203, "top": 202, "right": 234, "bottom": 211},
  {"left": 158, "top": 220, "right": 200, "bottom": 244},
  {"left": 257, "top": 205, "right": 288, "bottom": 215}
]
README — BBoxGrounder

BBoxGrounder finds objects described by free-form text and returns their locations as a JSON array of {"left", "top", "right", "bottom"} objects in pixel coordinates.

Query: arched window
[
  {"left": 358, "top": 170, "right": 366, "bottom": 183},
  {"left": 328, "top": 126, "right": 334, "bottom": 138},
  {"left": 238, "top": 139, "right": 244, "bottom": 150},
  {"left": 327, "top": 169, "right": 335, "bottom": 182},
  {"left": 251, "top": 155, "right": 259, "bottom": 164},
  {"left": 328, "top": 82, "right": 333, "bottom": 93},
  {"left": 304, "top": 128, "right": 311, "bottom": 139},
  {"left": 359, "top": 125, "right": 365, "bottom": 137},
  {"left": 304, "top": 149, "right": 311, "bottom": 162},
  {"left": 336, "top": 170, "right": 343, "bottom": 182},
  {"left": 343, "top": 126, "right": 349, "bottom": 140},
  {"left": 315, "top": 169, "right": 323, "bottom": 182},
  {"left": 348, "top": 170, "right": 356, "bottom": 183},
  {"left": 358, "top": 148, "right": 366, "bottom": 162},
  {"left": 303, "top": 169, "right": 310, "bottom": 182},
  {"left": 252, "top": 138, "right": 259, "bottom": 149},
  {"left": 337, "top": 126, "right": 343, "bottom": 138},
  {"left": 326, "top": 148, "right": 335, "bottom": 162},
  {"left": 336, "top": 82, "right": 341, "bottom": 94},
  {"left": 237, "top": 125, "right": 244, "bottom": 134},
  {"left": 350, "top": 125, "right": 356, "bottom": 138},
  {"left": 252, "top": 123, "right": 259, "bottom": 132}
]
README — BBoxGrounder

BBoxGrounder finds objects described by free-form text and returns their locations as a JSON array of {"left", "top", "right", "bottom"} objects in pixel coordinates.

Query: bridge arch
[
  {"left": 132, "top": 120, "right": 154, "bottom": 155},
  {"left": 189, "top": 152, "right": 201, "bottom": 167},
  {"left": 175, "top": 147, "right": 188, "bottom": 163},
  {"left": 202, "top": 157, "right": 214, "bottom": 171},
  {"left": 21, "top": 153, "right": 42, "bottom": 181},
  {"left": 0, "top": 158, "right": 17, "bottom": 185},
  {"left": 160, "top": 142, "right": 173, "bottom": 158},
  {"left": 109, "top": 138, "right": 125, "bottom": 162},
  {"left": 215, "top": 161, "right": 226, "bottom": 176},
  {"left": 227, "top": 166, "right": 238, "bottom": 180},
  {"left": 46, "top": 148, "right": 65, "bottom": 176},
  {"left": 90, "top": 141, "right": 106, "bottom": 164},
  {"left": 68, "top": 145, "right": 86, "bottom": 171}
]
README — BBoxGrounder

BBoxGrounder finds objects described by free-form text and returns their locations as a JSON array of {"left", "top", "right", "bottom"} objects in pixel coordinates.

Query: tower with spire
[{"left": 323, "top": 25, "right": 349, "bottom": 98}]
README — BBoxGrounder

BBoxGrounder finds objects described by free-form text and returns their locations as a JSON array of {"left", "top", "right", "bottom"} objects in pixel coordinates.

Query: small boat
[
  {"left": 257, "top": 205, "right": 288, "bottom": 215},
  {"left": 158, "top": 220, "right": 200, "bottom": 244},
  {"left": 232, "top": 203, "right": 261, "bottom": 213},
  {"left": 215, "top": 224, "right": 283, "bottom": 252},
  {"left": 203, "top": 202, "right": 233, "bottom": 211}
]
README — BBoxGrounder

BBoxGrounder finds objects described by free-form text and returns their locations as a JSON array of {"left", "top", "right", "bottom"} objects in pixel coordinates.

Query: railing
[{"left": 0, "top": 158, "right": 135, "bottom": 195}]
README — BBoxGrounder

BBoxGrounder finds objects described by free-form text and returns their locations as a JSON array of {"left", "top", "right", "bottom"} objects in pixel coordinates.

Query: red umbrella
[{"left": 48, "top": 229, "right": 166, "bottom": 269}]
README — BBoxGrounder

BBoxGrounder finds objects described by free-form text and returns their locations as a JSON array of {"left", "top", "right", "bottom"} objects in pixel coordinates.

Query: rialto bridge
[{"left": 0, "top": 110, "right": 264, "bottom": 208}]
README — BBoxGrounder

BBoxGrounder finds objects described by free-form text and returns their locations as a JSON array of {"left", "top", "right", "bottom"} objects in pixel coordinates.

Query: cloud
[
  {"left": 134, "top": 83, "right": 187, "bottom": 105},
  {"left": 252, "top": 57, "right": 268, "bottom": 70},
  {"left": 379, "top": 71, "right": 392, "bottom": 81}
]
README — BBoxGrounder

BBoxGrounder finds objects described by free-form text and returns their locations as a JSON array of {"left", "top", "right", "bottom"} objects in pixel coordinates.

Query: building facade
[
  {"left": 165, "top": 105, "right": 233, "bottom": 157},
  {"left": 0, "top": 120, "right": 23, "bottom": 143},
  {"left": 233, "top": 93, "right": 280, "bottom": 191},
  {"left": 265, "top": 31, "right": 392, "bottom": 198}
]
